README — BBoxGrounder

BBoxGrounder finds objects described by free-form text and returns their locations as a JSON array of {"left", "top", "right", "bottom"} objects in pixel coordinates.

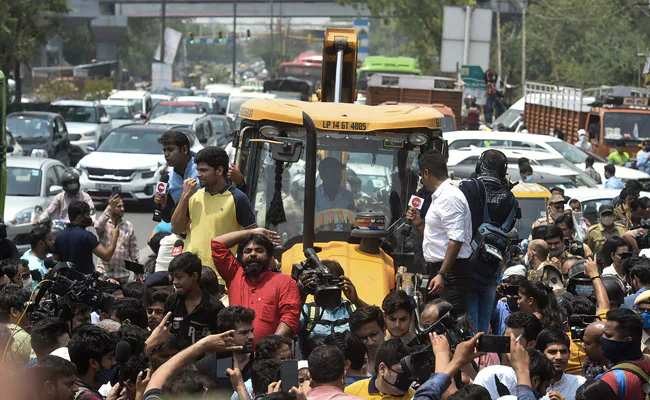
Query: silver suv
[{"left": 49, "top": 100, "right": 112, "bottom": 153}]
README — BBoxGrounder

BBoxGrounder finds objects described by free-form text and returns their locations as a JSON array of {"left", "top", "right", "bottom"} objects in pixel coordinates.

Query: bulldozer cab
[{"left": 232, "top": 99, "right": 445, "bottom": 306}]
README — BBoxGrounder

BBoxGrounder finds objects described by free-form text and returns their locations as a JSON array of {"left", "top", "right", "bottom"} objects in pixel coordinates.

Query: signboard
[
  {"left": 461, "top": 65, "right": 487, "bottom": 105},
  {"left": 154, "top": 28, "right": 183, "bottom": 65},
  {"left": 440, "top": 6, "right": 493, "bottom": 73},
  {"left": 151, "top": 63, "right": 172, "bottom": 91},
  {"left": 623, "top": 97, "right": 649, "bottom": 107}
]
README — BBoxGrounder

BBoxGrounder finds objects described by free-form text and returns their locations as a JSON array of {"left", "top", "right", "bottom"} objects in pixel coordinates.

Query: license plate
[{"left": 96, "top": 183, "right": 118, "bottom": 191}]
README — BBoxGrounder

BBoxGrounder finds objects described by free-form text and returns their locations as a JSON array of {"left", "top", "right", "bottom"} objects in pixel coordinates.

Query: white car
[
  {"left": 206, "top": 84, "right": 238, "bottom": 113},
  {"left": 448, "top": 147, "right": 599, "bottom": 188},
  {"left": 226, "top": 92, "right": 277, "bottom": 121},
  {"left": 563, "top": 188, "right": 650, "bottom": 226},
  {"left": 77, "top": 124, "right": 200, "bottom": 202},
  {"left": 49, "top": 100, "right": 112, "bottom": 152},
  {"left": 151, "top": 94, "right": 173, "bottom": 107},
  {"left": 108, "top": 90, "right": 153, "bottom": 119},
  {"left": 175, "top": 96, "right": 220, "bottom": 114},
  {"left": 146, "top": 113, "right": 211, "bottom": 151},
  {"left": 444, "top": 131, "right": 650, "bottom": 184},
  {"left": 5, "top": 157, "right": 67, "bottom": 252},
  {"left": 492, "top": 96, "right": 524, "bottom": 132},
  {"left": 100, "top": 100, "right": 139, "bottom": 131}
]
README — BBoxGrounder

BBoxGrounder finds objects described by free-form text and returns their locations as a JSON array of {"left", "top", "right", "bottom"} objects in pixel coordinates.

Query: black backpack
[{"left": 469, "top": 178, "right": 518, "bottom": 267}]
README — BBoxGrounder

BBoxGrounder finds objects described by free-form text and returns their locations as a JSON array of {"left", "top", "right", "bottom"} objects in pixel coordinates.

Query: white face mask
[
  {"left": 23, "top": 278, "right": 32, "bottom": 290},
  {"left": 601, "top": 216, "right": 615, "bottom": 226},
  {"left": 524, "top": 252, "right": 531, "bottom": 267}
]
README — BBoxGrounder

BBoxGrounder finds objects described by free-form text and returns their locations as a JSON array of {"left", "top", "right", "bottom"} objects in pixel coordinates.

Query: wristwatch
[{"left": 437, "top": 271, "right": 448, "bottom": 280}]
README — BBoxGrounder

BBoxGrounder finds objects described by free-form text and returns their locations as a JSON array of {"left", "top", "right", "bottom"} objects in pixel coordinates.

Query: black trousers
[{"left": 426, "top": 259, "right": 473, "bottom": 316}]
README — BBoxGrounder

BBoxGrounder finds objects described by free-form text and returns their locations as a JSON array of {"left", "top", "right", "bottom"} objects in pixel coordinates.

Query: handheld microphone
[
  {"left": 152, "top": 172, "right": 170, "bottom": 222},
  {"left": 403, "top": 195, "right": 425, "bottom": 235},
  {"left": 115, "top": 341, "right": 131, "bottom": 390},
  {"left": 171, "top": 239, "right": 184, "bottom": 257}
]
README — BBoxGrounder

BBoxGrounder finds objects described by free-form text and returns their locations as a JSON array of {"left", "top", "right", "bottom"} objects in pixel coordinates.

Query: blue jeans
[
  {"left": 485, "top": 95, "right": 496, "bottom": 123},
  {"left": 466, "top": 284, "right": 497, "bottom": 333}
]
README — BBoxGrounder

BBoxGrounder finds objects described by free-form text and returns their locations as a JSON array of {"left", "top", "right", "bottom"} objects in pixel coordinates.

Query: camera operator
[
  {"left": 307, "top": 345, "right": 364, "bottom": 400},
  {"left": 491, "top": 274, "right": 527, "bottom": 336},
  {"left": 581, "top": 320, "right": 607, "bottom": 379},
  {"left": 555, "top": 215, "right": 592, "bottom": 258},
  {"left": 623, "top": 258, "right": 650, "bottom": 309},
  {"left": 420, "top": 299, "right": 454, "bottom": 327},
  {"left": 458, "top": 149, "right": 517, "bottom": 333},
  {"left": 345, "top": 339, "right": 415, "bottom": 399},
  {"left": 298, "top": 259, "right": 368, "bottom": 357},
  {"left": 633, "top": 291, "right": 650, "bottom": 353}
]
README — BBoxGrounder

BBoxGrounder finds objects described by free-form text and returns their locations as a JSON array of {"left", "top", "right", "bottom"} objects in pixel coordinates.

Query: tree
[{"left": 0, "top": 0, "right": 70, "bottom": 102}]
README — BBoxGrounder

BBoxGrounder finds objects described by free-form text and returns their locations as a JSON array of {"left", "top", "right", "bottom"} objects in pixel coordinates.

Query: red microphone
[{"left": 171, "top": 239, "right": 184, "bottom": 257}]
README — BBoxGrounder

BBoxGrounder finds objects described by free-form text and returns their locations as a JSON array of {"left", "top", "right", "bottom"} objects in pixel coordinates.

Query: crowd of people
[{"left": 2, "top": 128, "right": 650, "bottom": 400}]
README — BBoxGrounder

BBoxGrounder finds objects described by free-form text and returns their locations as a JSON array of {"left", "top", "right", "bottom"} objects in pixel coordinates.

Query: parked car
[
  {"left": 146, "top": 113, "right": 212, "bottom": 149},
  {"left": 49, "top": 100, "right": 112, "bottom": 152},
  {"left": 175, "top": 96, "right": 221, "bottom": 114},
  {"left": 6, "top": 130, "right": 24, "bottom": 156},
  {"left": 444, "top": 130, "right": 650, "bottom": 184},
  {"left": 564, "top": 188, "right": 650, "bottom": 226},
  {"left": 206, "top": 84, "right": 238, "bottom": 114},
  {"left": 151, "top": 94, "right": 173, "bottom": 107},
  {"left": 146, "top": 101, "right": 208, "bottom": 122},
  {"left": 77, "top": 125, "right": 199, "bottom": 202},
  {"left": 448, "top": 147, "right": 599, "bottom": 188},
  {"left": 448, "top": 164, "right": 576, "bottom": 190},
  {"left": 108, "top": 90, "right": 153, "bottom": 119},
  {"left": 207, "top": 114, "right": 235, "bottom": 147},
  {"left": 100, "top": 99, "right": 139, "bottom": 132},
  {"left": 7, "top": 112, "right": 77, "bottom": 166},
  {"left": 5, "top": 157, "right": 68, "bottom": 252},
  {"left": 226, "top": 92, "right": 276, "bottom": 120}
]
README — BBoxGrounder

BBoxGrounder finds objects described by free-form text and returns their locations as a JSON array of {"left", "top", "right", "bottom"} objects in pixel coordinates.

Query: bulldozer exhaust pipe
[
  {"left": 334, "top": 48, "right": 344, "bottom": 103},
  {"left": 302, "top": 111, "right": 317, "bottom": 251}
]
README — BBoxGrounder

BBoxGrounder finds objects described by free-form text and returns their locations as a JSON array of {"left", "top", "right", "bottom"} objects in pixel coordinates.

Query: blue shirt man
[
  {"left": 168, "top": 154, "right": 200, "bottom": 204},
  {"left": 604, "top": 164, "right": 625, "bottom": 189},
  {"left": 158, "top": 130, "right": 201, "bottom": 219}
]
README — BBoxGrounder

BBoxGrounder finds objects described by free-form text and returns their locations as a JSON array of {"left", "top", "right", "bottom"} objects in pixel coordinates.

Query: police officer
[
  {"left": 34, "top": 169, "right": 95, "bottom": 224},
  {"left": 532, "top": 194, "right": 566, "bottom": 231},
  {"left": 585, "top": 204, "right": 626, "bottom": 256}
]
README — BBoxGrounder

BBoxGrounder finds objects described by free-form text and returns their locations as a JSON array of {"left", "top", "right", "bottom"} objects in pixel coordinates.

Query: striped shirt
[{"left": 94, "top": 208, "right": 139, "bottom": 280}]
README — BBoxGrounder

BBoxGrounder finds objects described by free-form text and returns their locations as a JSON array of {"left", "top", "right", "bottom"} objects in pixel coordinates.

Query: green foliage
[
  {"left": 202, "top": 65, "right": 231, "bottom": 85},
  {"left": 62, "top": 23, "right": 97, "bottom": 66},
  {"left": 83, "top": 79, "right": 114, "bottom": 100},
  {"left": 38, "top": 79, "right": 80, "bottom": 102}
]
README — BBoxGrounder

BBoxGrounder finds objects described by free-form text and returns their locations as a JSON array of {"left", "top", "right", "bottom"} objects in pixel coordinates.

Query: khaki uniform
[
  {"left": 614, "top": 204, "right": 629, "bottom": 227},
  {"left": 532, "top": 215, "right": 554, "bottom": 230},
  {"left": 527, "top": 261, "right": 566, "bottom": 295},
  {"left": 585, "top": 223, "right": 626, "bottom": 256}
]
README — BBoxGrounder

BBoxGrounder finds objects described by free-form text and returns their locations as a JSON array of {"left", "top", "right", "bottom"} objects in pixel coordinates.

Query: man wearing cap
[
  {"left": 574, "top": 129, "right": 592, "bottom": 152},
  {"left": 316, "top": 157, "right": 355, "bottom": 214},
  {"left": 634, "top": 291, "right": 650, "bottom": 352},
  {"left": 531, "top": 194, "right": 567, "bottom": 231},
  {"left": 585, "top": 204, "right": 626, "bottom": 256}
]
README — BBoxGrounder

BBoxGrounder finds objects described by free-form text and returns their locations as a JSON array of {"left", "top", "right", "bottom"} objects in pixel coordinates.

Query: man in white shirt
[
  {"left": 536, "top": 329, "right": 586, "bottom": 400},
  {"left": 408, "top": 149, "right": 473, "bottom": 314},
  {"left": 574, "top": 129, "right": 592, "bottom": 152}
]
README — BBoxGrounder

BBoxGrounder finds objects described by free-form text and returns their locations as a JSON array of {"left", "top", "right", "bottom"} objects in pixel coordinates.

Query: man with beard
[
  {"left": 94, "top": 194, "right": 139, "bottom": 284},
  {"left": 53, "top": 201, "right": 119, "bottom": 275},
  {"left": 165, "top": 252, "right": 224, "bottom": 350},
  {"left": 211, "top": 228, "right": 300, "bottom": 343},
  {"left": 20, "top": 223, "right": 55, "bottom": 287},
  {"left": 33, "top": 355, "right": 78, "bottom": 400},
  {"left": 195, "top": 306, "right": 256, "bottom": 387}
]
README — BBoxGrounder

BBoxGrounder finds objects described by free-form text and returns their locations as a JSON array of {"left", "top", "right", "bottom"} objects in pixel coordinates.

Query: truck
[
  {"left": 365, "top": 73, "right": 464, "bottom": 129},
  {"left": 356, "top": 56, "right": 421, "bottom": 94},
  {"left": 524, "top": 81, "right": 650, "bottom": 158}
]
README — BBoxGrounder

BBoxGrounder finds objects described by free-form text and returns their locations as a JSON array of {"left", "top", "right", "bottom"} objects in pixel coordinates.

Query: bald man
[
  {"left": 582, "top": 321, "right": 607, "bottom": 379},
  {"left": 525, "top": 239, "right": 549, "bottom": 271},
  {"left": 562, "top": 258, "right": 579, "bottom": 277},
  {"left": 420, "top": 299, "right": 454, "bottom": 327}
]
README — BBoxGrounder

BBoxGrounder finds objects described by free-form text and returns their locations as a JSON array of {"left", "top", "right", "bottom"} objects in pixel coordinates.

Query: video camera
[
  {"left": 568, "top": 314, "right": 600, "bottom": 342},
  {"left": 28, "top": 262, "right": 117, "bottom": 323},
  {"left": 632, "top": 223, "right": 650, "bottom": 250},
  {"left": 400, "top": 311, "right": 474, "bottom": 384},
  {"left": 564, "top": 238, "right": 586, "bottom": 258},
  {"left": 291, "top": 248, "right": 341, "bottom": 307}
]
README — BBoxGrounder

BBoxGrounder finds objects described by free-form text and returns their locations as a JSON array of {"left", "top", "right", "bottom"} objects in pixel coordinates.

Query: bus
[{"left": 356, "top": 56, "right": 421, "bottom": 93}]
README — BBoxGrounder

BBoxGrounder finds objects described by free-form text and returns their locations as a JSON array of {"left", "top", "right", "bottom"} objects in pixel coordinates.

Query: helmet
[
  {"left": 601, "top": 275, "right": 626, "bottom": 306},
  {"left": 61, "top": 169, "right": 80, "bottom": 195}
]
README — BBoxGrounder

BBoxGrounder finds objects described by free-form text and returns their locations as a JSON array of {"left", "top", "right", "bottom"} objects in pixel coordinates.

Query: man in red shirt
[
  {"left": 211, "top": 228, "right": 300, "bottom": 343},
  {"left": 598, "top": 308, "right": 650, "bottom": 399},
  {"left": 467, "top": 95, "right": 481, "bottom": 130}
]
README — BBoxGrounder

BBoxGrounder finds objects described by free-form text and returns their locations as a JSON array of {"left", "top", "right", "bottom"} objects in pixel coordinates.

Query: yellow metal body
[
  {"left": 320, "top": 28, "right": 358, "bottom": 103},
  {"left": 280, "top": 241, "right": 396, "bottom": 307},
  {"left": 511, "top": 182, "right": 552, "bottom": 199},
  {"left": 239, "top": 98, "right": 444, "bottom": 131}
]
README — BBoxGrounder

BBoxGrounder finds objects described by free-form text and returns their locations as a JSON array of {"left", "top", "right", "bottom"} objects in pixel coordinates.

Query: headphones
[{"left": 475, "top": 149, "right": 508, "bottom": 178}]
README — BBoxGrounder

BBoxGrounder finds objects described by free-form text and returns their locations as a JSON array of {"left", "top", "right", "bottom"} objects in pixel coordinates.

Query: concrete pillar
[
  {"left": 96, "top": 41, "right": 119, "bottom": 61},
  {"left": 91, "top": 15, "right": 127, "bottom": 61}
]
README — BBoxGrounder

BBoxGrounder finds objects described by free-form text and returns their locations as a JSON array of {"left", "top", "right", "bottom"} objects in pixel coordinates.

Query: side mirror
[
  {"left": 54, "top": 132, "right": 63, "bottom": 140},
  {"left": 87, "top": 145, "right": 96, "bottom": 152},
  {"left": 48, "top": 185, "right": 63, "bottom": 196},
  {"left": 270, "top": 137, "right": 303, "bottom": 163},
  {"left": 7, "top": 145, "right": 14, "bottom": 153},
  {"left": 100, "top": 116, "right": 110, "bottom": 124}
]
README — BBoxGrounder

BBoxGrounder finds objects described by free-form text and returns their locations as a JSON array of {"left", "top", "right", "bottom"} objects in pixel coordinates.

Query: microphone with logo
[
  {"left": 403, "top": 194, "right": 425, "bottom": 235},
  {"left": 152, "top": 171, "right": 169, "bottom": 222},
  {"left": 171, "top": 239, "right": 185, "bottom": 257},
  {"left": 115, "top": 340, "right": 131, "bottom": 393}
]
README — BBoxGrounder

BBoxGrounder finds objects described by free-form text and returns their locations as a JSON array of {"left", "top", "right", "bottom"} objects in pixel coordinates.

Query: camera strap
[{"left": 302, "top": 302, "right": 356, "bottom": 335}]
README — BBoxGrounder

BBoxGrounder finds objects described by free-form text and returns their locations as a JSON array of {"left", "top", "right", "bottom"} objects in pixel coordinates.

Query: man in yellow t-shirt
[
  {"left": 171, "top": 147, "right": 257, "bottom": 284},
  {"left": 345, "top": 339, "right": 415, "bottom": 400}
]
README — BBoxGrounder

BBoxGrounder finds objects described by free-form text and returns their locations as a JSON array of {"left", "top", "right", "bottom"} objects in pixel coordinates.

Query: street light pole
[
  {"left": 232, "top": 0, "right": 237, "bottom": 87},
  {"left": 270, "top": 0, "right": 274, "bottom": 74},
  {"left": 521, "top": 0, "right": 527, "bottom": 95},
  {"left": 160, "top": 0, "right": 166, "bottom": 63}
]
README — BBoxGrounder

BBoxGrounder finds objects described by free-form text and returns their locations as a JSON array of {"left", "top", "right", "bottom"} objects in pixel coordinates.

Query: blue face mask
[
  {"left": 524, "top": 174, "right": 533, "bottom": 183},
  {"left": 574, "top": 284, "right": 594, "bottom": 297},
  {"left": 95, "top": 366, "right": 116, "bottom": 388},
  {"left": 641, "top": 312, "right": 650, "bottom": 329}
]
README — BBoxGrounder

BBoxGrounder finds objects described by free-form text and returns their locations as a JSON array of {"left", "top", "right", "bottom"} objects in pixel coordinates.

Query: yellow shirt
[
  {"left": 345, "top": 377, "right": 415, "bottom": 400},
  {"left": 566, "top": 308, "right": 608, "bottom": 375},
  {"left": 184, "top": 185, "right": 256, "bottom": 284}
]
